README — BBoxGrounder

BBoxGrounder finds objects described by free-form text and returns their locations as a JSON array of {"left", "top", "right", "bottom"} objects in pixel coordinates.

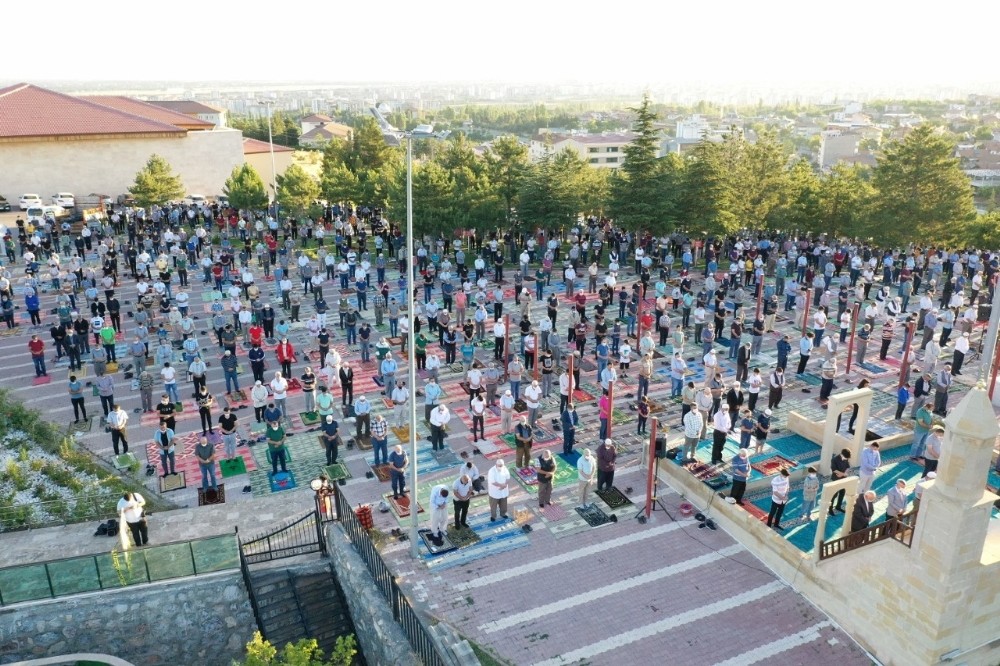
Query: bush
[{"left": 236, "top": 632, "right": 357, "bottom": 666}]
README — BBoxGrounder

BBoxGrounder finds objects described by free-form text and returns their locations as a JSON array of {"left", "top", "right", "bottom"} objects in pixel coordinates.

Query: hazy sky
[{"left": 7, "top": 0, "right": 1000, "bottom": 88}]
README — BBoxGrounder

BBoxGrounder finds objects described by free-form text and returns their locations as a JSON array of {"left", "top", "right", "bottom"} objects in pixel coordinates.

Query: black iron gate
[{"left": 238, "top": 510, "right": 326, "bottom": 565}]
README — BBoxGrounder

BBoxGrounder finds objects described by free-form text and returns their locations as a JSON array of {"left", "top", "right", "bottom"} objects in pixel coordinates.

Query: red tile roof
[
  {"left": 146, "top": 100, "right": 225, "bottom": 115},
  {"left": 302, "top": 114, "right": 333, "bottom": 122},
  {"left": 242, "top": 137, "right": 294, "bottom": 155},
  {"left": 0, "top": 83, "right": 186, "bottom": 139},
  {"left": 80, "top": 95, "right": 214, "bottom": 130}
]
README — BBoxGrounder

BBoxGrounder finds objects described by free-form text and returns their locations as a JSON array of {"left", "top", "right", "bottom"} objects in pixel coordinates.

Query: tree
[
  {"left": 519, "top": 148, "right": 590, "bottom": 231},
  {"left": 870, "top": 124, "right": 976, "bottom": 245},
  {"left": 768, "top": 157, "right": 821, "bottom": 234},
  {"left": 610, "top": 95, "right": 665, "bottom": 232},
  {"left": 238, "top": 632, "right": 356, "bottom": 666},
  {"left": 681, "top": 139, "right": 739, "bottom": 235},
  {"left": 320, "top": 161, "right": 362, "bottom": 206},
  {"left": 128, "top": 154, "right": 185, "bottom": 208},
  {"left": 276, "top": 164, "right": 319, "bottom": 216},
  {"left": 224, "top": 163, "right": 269, "bottom": 211},
  {"left": 484, "top": 135, "right": 529, "bottom": 223},
  {"left": 815, "top": 163, "right": 874, "bottom": 239}
]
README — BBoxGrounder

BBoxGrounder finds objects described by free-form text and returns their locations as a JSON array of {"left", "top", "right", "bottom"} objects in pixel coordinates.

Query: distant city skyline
[{"left": 8, "top": 0, "right": 1000, "bottom": 94}]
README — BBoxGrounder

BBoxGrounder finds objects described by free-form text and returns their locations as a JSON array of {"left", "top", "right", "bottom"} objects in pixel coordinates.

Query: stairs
[{"left": 250, "top": 564, "right": 354, "bottom": 655}]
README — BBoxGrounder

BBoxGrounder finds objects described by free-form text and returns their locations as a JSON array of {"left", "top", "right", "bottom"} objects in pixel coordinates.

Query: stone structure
[
  {"left": 663, "top": 386, "right": 1000, "bottom": 666},
  {"left": 787, "top": 387, "right": 872, "bottom": 475},
  {"left": 0, "top": 572, "right": 254, "bottom": 665}
]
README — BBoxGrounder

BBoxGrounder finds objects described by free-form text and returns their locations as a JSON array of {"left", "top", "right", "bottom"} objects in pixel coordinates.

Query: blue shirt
[
  {"left": 860, "top": 447, "right": 881, "bottom": 475},
  {"left": 381, "top": 359, "right": 397, "bottom": 375},
  {"left": 424, "top": 382, "right": 442, "bottom": 405},
  {"left": 388, "top": 450, "right": 407, "bottom": 472},
  {"left": 354, "top": 399, "right": 371, "bottom": 415},
  {"left": 731, "top": 455, "right": 750, "bottom": 481}
]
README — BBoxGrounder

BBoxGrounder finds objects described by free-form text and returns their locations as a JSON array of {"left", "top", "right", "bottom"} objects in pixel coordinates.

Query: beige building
[
  {"left": 299, "top": 118, "right": 353, "bottom": 148},
  {"left": 530, "top": 131, "right": 638, "bottom": 168},
  {"left": 0, "top": 83, "right": 244, "bottom": 201},
  {"left": 243, "top": 138, "right": 294, "bottom": 194},
  {"left": 147, "top": 100, "right": 228, "bottom": 129}
]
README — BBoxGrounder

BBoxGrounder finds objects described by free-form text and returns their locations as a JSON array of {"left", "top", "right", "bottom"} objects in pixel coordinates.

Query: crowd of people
[{"left": 5, "top": 202, "right": 996, "bottom": 543}]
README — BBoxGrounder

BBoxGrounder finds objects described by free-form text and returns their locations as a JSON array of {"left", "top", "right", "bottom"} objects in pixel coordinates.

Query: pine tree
[
  {"left": 128, "top": 154, "right": 185, "bottom": 208},
  {"left": 610, "top": 95, "right": 664, "bottom": 232},
  {"left": 223, "top": 163, "right": 269, "bottom": 212},
  {"left": 275, "top": 164, "right": 319, "bottom": 216}
]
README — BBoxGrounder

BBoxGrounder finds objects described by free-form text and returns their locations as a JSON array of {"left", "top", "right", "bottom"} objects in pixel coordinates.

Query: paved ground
[{"left": 3, "top": 232, "right": 995, "bottom": 664}]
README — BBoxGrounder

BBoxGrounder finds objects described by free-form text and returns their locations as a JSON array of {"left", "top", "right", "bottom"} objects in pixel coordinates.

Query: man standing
[
  {"left": 923, "top": 426, "right": 944, "bottom": 475},
  {"left": 117, "top": 492, "right": 148, "bottom": 547},
  {"left": 428, "top": 484, "right": 450, "bottom": 545},
  {"left": 851, "top": 491, "right": 876, "bottom": 533},
  {"left": 596, "top": 438, "right": 617, "bottom": 491},
  {"left": 221, "top": 350, "right": 240, "bottom": 395},
  {"left": 858, "top": 442, "right": 881, "bottom": 493},
  {"left": 391, "top": 380, "right": 410, "bottom": 428},
  {"left": 68, "top": 375, "right": 87, "bottom": 423},
  {"left": 711, "top": 408, "right": 731, "bottom": 465},
  {"left": 452, "top": 474, "right": 473, "bottom": 528},
  {"left": 577, "top": 448, "right": 596, "bottom": 507},
  {"left": 323, "top": 415, "right": 342, "bottom": 466},
  {"left": 154, "top": 422, "right": 175, "bottom": 477},
  {"left": 537, "top": 449, "right": 556, "bottom": 508},
  {"left": 388, "top": 444, "right": 408, "bottom": 499},
  {"left": 470, "top": 394, "right": 487, "bottom": 442},
  {"left": 828, "top": 449, "right": 852, "bottom": 515},
  {"left": 195, "top": 436, "right": 217, "bottom": 491},
  {"left": 524, "top": 380, "right": 542, "bottom": 429},
  {"left": 886, "top": 479, "right": 909, "bottom": 522},
  {"left": 354, "top": 395, "right": 372, "bottom": 439},
  {"left": 266, "top": 419, "right": 288, "bottom": 476},
  {"left": 107, "top": 404, "right": 129, "bottom": 455},
  {"left": 429, "top": 404, "right": 451, "bottom": 451},
  {"left": 499, "top": 389, "right": 515, "bottom": 434},
  {"left": 219, "top": 407, "right": 239, "bottom": 461},
  {"left": 682, "top": 408, "right": 704, "bottom": 461},
  {"left": 29, "top": 335, "right": 47, "bottom": 377},
  {"left": 728, "top": 449, "right": 750, "bottom": 505},
  {"left": 487, "top": 459, "right": 510, "bottom": 521},
  {"left": 766, "top": 468, "right": 790, "bottom": 531},
  {"left": 561, "top": 403, "right": 578, "bottom": 455},
  {"left": 933, "top": 364, "right": 953, "bottom": 416},
  {"left": 514, "top": 417, "right": 533, "bottom": 469}
]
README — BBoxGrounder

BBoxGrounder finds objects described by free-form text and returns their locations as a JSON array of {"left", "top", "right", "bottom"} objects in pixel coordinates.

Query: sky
[{"left": 6, "top": 0, "right": 1000, "bottom": 89}]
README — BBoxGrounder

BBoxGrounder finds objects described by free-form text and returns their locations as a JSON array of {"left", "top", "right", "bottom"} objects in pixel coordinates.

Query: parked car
[
  {"left": 19, "top": 194, "right": 42, "bottom": 210},
  {"left": 0, "top": 196, "right": 10, "bottom": 212},
  {"left": 51, "top": 193, "right": 75, "bottom": 207},
  {"left": 27, "top": 205, "right": 67, "bottom": 223}
]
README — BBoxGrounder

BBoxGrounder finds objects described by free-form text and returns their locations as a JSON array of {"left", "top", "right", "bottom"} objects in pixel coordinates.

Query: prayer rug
[
  {"left": 859, "top": 362, "right": 890, "bottom": 374},
  {"left": 596, "top": 487, "right": 634, "bottom": 510},
  {"left": 324, "top": 463, "right": 351, "bottom": 482},
  {"left": 70, "top": 418, "right": 93, "bottom": 433},
  {"left": 113, "top": 453, "right": 138, "bottom": 470},
  {"left": 354, "top": 435, "right": 372, "bottom": 450},
  {"left": 610, "top": 410, "right": 631, "bottom": 426},
  {"left": 473, "top": 439, "right": 502, "bottom": 455},
  {"left": 514, "top": 466, "right": 538, "bottom": 486},
  {"left": 299, "top": 411, "right": 321, "bottom": 426},
  {"left": 559, "top": 451, "right": 581, "bottom": 467},
  {"left": 106, "top": 363, "right": 118, "bottom": 373},
  {"left": 571, "top": 388, "right": 595, "bottom": 403},
  {"left": 390, "top": 426, "right": 410, "bottom": 442},
  {"left": 159, "top": 472, "right": 186, "bottom": 492},
  {"left": 265, "top": 447, "right": 293, "bottom": 465},
  {"left": 575, "top": 503, "right": 612, "bottom": 528},
  {"left": 518, "top": 456, "right": 576, "bottom": 494},
  {"left": 371, "top": 463, "right": 392, "bottom": 482},
  {"left": 223, "top": 389, "right": 250, "bottom": 408},
  {"left": 750, "top": 455, "right": 799, "bottom": 476},
  {"left": 385, "top": 492, "right": 424, "bottom": 518},
  {"left": 219, "top": 457, "right": 247, "bottom": 478},
  {"left": 529, "top": 427, "right": 559, "bottom": 444},
  {"left": 387, "top": 337, "right": 402, "bottom": 346},
  {"left": 537, "top": 502, "right": 569, "bottom": 522},
  {"left": 268, "top": 471, "right": 297, "bottom": 493},
  {"left": 32, "top": 375, "right": 52, "bottom": 386},
  {"left": 198, "top": 484, "right": 226, "bottom": 506},
  {"left": 446, "top": 525, "right": 482, "bottom": 549},
  {"left": 286, "top": 377, "right": 302, "bottom": 391},
  {"left": 419, "top": 529, "right": 457, "bottom": 555}
]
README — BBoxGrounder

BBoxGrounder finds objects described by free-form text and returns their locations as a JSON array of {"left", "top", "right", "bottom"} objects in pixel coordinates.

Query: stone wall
[
  {"left": 325, "top": 526, "right": 420, "bottom": 666},
  {"left": 0, "top": 572, "right": 254, "bottom": 665}
]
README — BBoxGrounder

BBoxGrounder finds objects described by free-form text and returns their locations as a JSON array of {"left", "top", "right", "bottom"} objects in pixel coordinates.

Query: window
[
  {"left": 606, "top": 146, "right": 619, "bottom": 153},
  {"left": 588, "top": 147, "right": 599, "bottom": 153},
  {"left": 589, "top": 158, "right": 599, "bottom": 164},
  {"left": 606, "top": 157, "right": 618, "bottom": 164}
]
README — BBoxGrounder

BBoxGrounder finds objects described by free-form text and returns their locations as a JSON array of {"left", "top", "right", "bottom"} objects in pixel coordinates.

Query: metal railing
[
  {"left": 0, "top": 492, "right": 124, "bottom": 532},
  {"left": 0, "top": 533, "right": 239, "bottom": 606},
  {"left": 819, "top": 509, "right": 917, "bottom": 561},
  {"left": 238, "top": 511, "right": 326, "bottom": 565},
  {"left": 333, "top": 485, "right": 446, "bottom": 666},
  {"left": 236, "top": 526, "right": 266, "bottom": 639}
]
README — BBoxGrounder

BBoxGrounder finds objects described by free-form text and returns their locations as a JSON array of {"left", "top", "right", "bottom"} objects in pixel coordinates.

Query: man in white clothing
[
  {"left": 391, "top": 381, "right": 410, "bottom": 428},
  {"left": 428, "top": 484, "right": 450, "bottom": 543},
  {"left": 487, "top": 459, "right": 510, "bottom": 521},
  {"left": 429, "top": 404, "right": 451, "bottom": 451}
]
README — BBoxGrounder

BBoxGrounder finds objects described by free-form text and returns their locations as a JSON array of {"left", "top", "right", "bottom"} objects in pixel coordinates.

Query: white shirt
[
  {"left": 524, "top": 385, "right": 541, "bottom": 408},
  {"left": 271, "top": 377, "right": 288, "bottom": 400},
  {"left": 771, "top": 475, "right": 790, "bottom": 504},
  {"left": 117, "top": 493, "right": 145, "bottom": 523},
  {"left": 161, "top": 366, "right": 176, "bottom": 384},
  {"left": 468, "top": 368, "right": 483, "bottom": 388},
  {"left": 430, "top": 406, "right": 451, "bottom": 427},
  {"left": 487, "top": 464, "right": 511, "bottom": 498},
  {"left": 713, "top": 410, "right": 731, "bottom": 432},
  {"left": 391, "top": 386, "right": 409, "bottom": 405}
]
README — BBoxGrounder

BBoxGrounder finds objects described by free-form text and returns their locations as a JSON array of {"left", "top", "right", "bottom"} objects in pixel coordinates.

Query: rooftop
[
  {"left": 80, "top": 96, "right": 215, "bottom": 131},
  {"left": 242, "top": 137, "right": 295, "bottom": 155},
  {"left": 146, "top": 100, "right": 226, "bottom": 115},
  {"left": 0, "top": 83, "right": 187, "bottom": 140}
]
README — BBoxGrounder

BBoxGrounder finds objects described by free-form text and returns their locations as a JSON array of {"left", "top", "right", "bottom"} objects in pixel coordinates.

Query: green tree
[
  {"left": 237, "top": 632, "right": 356, "bottom": 666},
  {"left": 737, "top": 131, "right": 792, "bottom": 230},
  {"left": 963, "top": 211, "right": 1000, "bottom": 248},
  {"left": 320, "top": 160, "right": 362, "bottom": 206},
  {"left": 223, "top": 163, "right": 269, "bottom": 211},
  {"left": 870, "top": 124, "right": 976, "bottom": 245},
  {"left": 681, "top": 139, "right": 739, "bottom": 234},
  {"left": 768, "top": 158, "right": 820, "bottom": 234},
  {"left": 276, "top": 164, "right": 319, "bottom": 216},
  {"left": 815, "top": 163, "right": 874, "bottom": 239},
  {"left": 519, "top": 148, "right": 589, "bottom": 231},
  {"left": 610, "top": 95, "right": 665, "bottom": 232},
  {"left": 128, "top": 154, "right": 185, "bottom": 208}
]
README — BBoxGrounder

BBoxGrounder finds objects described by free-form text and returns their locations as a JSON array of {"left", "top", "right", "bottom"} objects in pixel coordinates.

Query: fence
[
  {"left": 819, "top": 510, "right": 917, "bottom": 561},
  {"left": 0, "top": 492, "right": 124, "bottom": 532},
  {"left": 0, "top": 533, "right": 239, "bottom": 606},
  {"left": 238, "top": 510, "right": 326, "bottom": 565},
  {"left": 333, "top": 486, "right": 446, "bottom": 666}
]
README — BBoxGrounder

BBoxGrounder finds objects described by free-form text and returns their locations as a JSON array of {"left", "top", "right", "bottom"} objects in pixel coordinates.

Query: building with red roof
[{"left": 0, "top": 83, "right": 244, "bottom": 202}]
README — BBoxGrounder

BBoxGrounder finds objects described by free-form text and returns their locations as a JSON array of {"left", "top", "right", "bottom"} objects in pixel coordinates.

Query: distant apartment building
[
  {"left": 529, "top": 131, "right": 638, "bottom": 168},
  {"left": 819, "top": 130, "right": 880, "bottom": 170},
  {"left": 675, "top": 115, "right": 712, "bottom": 140}
]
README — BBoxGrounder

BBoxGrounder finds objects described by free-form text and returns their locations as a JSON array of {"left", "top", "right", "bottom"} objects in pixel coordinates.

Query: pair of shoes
[
  {"left": 242, "top": 485, "right": 252, "bottom": 494},
  {"left": 773, "top": 525, "right": 784, "bottom": 531}
]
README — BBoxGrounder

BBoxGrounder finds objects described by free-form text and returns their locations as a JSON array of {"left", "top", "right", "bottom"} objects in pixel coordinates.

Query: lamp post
[
  {"left": 405, "top": 125, "right": 449, "bottom": 557},
  {"left": 257, "top": 99, "right": 279, "bottom": 221}
]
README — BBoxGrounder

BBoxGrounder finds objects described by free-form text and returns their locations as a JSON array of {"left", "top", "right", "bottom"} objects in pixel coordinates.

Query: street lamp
[
  {"left": 257, "top": 98, "right": 279, "bottom": 221},
  {"left": 404, "top": 124, "right": 449, "bottom": 557}
]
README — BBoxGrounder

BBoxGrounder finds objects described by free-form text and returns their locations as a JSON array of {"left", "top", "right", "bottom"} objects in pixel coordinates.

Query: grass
[{"left": 467, "top": 639, "right": 513, "bottom": 666}]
